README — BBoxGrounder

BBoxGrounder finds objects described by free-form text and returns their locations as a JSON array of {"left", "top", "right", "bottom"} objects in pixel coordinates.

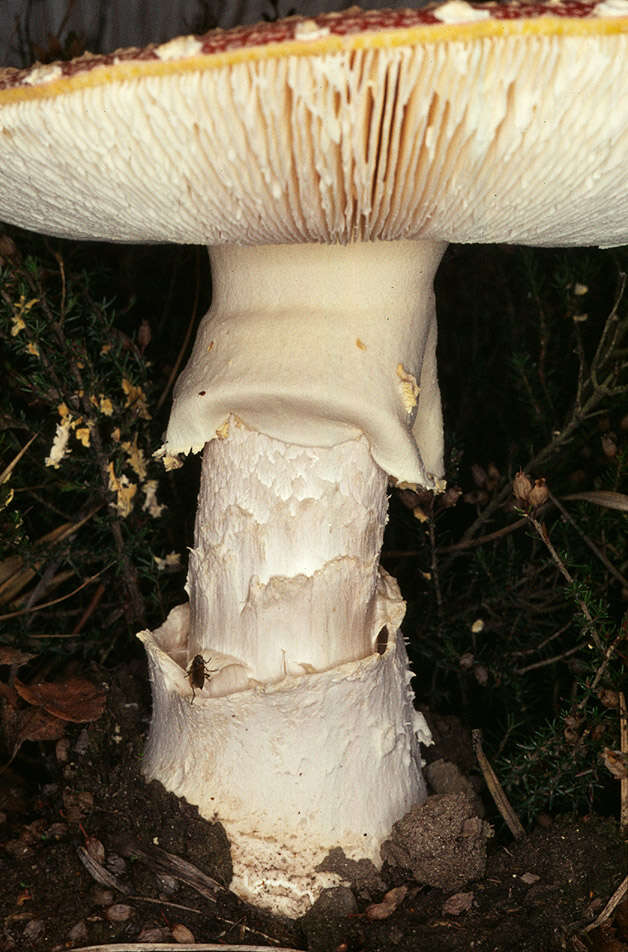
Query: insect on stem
[{"left": 186, "top": 654, "right": 217, "bottom": 702}]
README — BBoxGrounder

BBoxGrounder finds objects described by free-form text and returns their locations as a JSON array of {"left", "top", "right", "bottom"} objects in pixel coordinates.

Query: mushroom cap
[{"left": 1, "top": 1, "right": 628, "bottom": 248}]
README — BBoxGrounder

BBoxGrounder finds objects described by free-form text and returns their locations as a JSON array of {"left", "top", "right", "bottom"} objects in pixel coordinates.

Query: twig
[
  {"left": 70, "top": 945, "right": 305, "bottom": 951},
  {"left": 550, "top": 490, "right": 628, "bottom": 591},
  {"left": 437, "top": 517, "right": 527, "bottom": 554},
  {"left": 156, "top": 249, "right": 202, "bottom": 411},
  {"left": 620, "top": 692, "right": 628, "bottom": 836},
  {"left": 514, "top": 642, "right": 585, "bottom": 675},
  {"left": 472, "top": 729, "right": 525, "bottom": 839},
  {"left": 428, "top": 513, "right": 443, "bottom": 616},
  {"left": 581, "top": 872, "right": 628, "bottom": 934},
  {"left": 527, "top": 515, "right": 603, "bottom": 652},
  {"left": 444, "top": 273, "right": 627, "bottom": 566},
  {"left": 585, "top": 610, "right": 628, "bottom": 700},
  {"left": 71, "top": 581, "right": 105, "bottom": 634},
  {"left": 511, "top": 620, "right": 573, "bottom": 658},
  {"left": 0, "top": 565, "right": 112, "bottom": 621}
]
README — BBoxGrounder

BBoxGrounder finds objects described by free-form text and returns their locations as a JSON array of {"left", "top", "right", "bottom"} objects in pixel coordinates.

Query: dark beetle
[{"left": 186, "top": 654, "right": 216, "bottom": 702}]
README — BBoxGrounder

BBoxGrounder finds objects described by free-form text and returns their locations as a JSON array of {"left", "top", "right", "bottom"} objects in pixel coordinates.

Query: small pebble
[
  {"left": 55, "top": 738, "right": 70, "bottom": 762},
  {"left": 442, "top": 891, "right": 474, "bottom": 916},
  {"left": 23, "top": 919, "right": 45, "bottom": 942},
  {"left": 172, "top": 922, "right": 195, "bottom": 943},
  {"left": 105, "top": 903, "right": 134, "bottom": 922},
  {"left": 91, "top": 886, "right": 114, "bottom": 906},
  {"left": 74, "top": 728, "right": 90, "bottom": 755},
  {"left": 47, "top": 822, "right": 68, "bottom": 839},
  {"left": 106, "top": 853, "right": 126, "bottom": 876},
  {"left": 157, "top": 873, "right": 178, "bottom": 894},
  {"left": 86, "top": 836, "right": 105, "bottom": 864}
]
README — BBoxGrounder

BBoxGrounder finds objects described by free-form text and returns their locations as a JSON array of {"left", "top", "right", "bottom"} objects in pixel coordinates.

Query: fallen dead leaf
[
  {"left": 15, "top": 677, "right": 106, "bottom": 722},
  {"left": 0, "top": 647, "right": 36, "bottom": 667},
  {"left": 1, "top": 704, "right": 66, "bottom": 768}
]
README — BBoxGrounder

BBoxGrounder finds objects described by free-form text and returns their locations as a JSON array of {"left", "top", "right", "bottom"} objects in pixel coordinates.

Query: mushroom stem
[
  {"left": 140, "top": 238, "right": 447, "bottom": 914},
  {"left": 165, "top": 239, "right": 447, "bottom": 487},
  {"left": 188, "top": 424, "right": 388, "bottom": 687}
]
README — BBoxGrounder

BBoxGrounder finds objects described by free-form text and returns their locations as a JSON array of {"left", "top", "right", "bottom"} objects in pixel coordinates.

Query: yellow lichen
[
  {"left": 75, "top": 426, "right": 91, "bottom": 448},
  {"left": 106, "top": 461, "right": 137, "bottom": 518},
  {"left": 10, "top": 294, "right": 39, "bottom": 336},
  {"left": 121, "top": 378, "right": 151, "bottom": 420},
  {"left": 122, "top": 434, "right": 147, "bottom": 481},
  {"left": 11, "top": 314, "right": 25, "bottom": 336},
  {"left": 142, "top": 480, "right": 166, "bottom": 518},
  {"left": 153, "top": 551, "right": 181, "bottom": 571}
]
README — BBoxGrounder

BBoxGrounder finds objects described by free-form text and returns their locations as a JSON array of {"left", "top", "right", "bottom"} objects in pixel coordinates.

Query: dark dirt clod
[{"left": 381, "top": 792, "right": 493, "bottom": 891}]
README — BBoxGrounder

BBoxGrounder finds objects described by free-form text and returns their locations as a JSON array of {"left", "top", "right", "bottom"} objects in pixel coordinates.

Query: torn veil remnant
[{"left": 1, "top": 0, "right": 628, "bottom": 918}]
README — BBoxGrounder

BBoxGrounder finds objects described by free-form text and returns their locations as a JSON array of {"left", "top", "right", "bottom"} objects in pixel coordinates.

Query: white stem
[
  {"left": 141, "top": 238, "right": 446, "bottom": 915},
  {"left": 165, "top": 239, "right": 447, "bottom": 488},
  {"left": 187, "top": 425, "right": 388, "bottom": 685}
]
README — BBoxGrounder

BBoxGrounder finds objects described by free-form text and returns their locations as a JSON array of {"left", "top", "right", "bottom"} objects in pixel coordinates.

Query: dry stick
[
  {"left": 620, "top": 691, "right": 628, "bottom": 836},
  {"left": 549, "top": 490, "right": 628, "bottom": 591},
  {"left": 511, "top": 620, "right": 573, "bottom": 659},
  {"left": 472, "top": 729, "right": 525, "bottom": 840},
  {"left": 71, "top": 945, "right": 305, "bottom": 952},
  {"left": 581, "top": 873, "right": 628, "bottom": 935},
  {"left": 72, "top": 581, "right": 105, "bottom": 634},
  {"left": 0, "top": 565, "right": 112, "bottom": 621},
  {"left": 443, "top": 275, "right": 627, "bottom": 570},
  {"left": 156, "top": 249, "right": 202, "bottom": 411},
  {"left": 514, "top": 642, "right": 586, "bottom": 675},
  {"left": 437, "top": 517, "right": 528, "bottom": 555},
  {"left": 585, "top": 610, "right": 628, "bottom": 701},
  {"left": 121, "top": 842, "right": 287, "bottom": 947}
]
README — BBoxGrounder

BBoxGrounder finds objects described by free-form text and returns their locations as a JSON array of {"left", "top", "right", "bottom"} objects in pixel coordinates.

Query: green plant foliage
[
  {"left": 0, "top": 231, "right": 186, "bottom": 661},
  {"left": 391, "top": 244, "right": 628, "bottom": 824}
]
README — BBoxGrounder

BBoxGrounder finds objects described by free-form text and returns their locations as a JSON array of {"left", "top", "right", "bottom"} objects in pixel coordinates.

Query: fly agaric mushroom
[{"left": 1, "top": 0, "right": 628, "bottom": 917}]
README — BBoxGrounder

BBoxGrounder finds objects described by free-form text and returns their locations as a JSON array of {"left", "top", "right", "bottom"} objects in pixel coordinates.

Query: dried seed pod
[
  {"left": 513, "top": 471, "right": 533, "bottom": 504},
  {"left": 528, "top": 478, "right": 549, "bottom": 509}
]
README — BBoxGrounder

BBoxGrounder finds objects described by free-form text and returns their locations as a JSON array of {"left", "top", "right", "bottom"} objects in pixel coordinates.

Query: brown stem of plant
[
  {"left": 444, "top": 273, "right": 627, "bottom": 569},
  {"left": 514, "top": 642, "right": 586, "bottom": 675},
  {"left": 585, "top": 610, "right": 628, "bottom": 704},
  {"left": 548, "top": 490, "right": 628, "bottom": 591},
  {"left": 156, "top": 249, "right": 202, "bottom": 411},
  {"left": 619, "top": 692, "right": 628, "bottom": 837},
  {"left": 527, "top": 514, "right": 603, "bottom": 652},
  {"left": 581, "top": 872, "right": 628, "bottom": 935},
  {"left": 472, "top": 729, "right": 525, "bottom": 840}
]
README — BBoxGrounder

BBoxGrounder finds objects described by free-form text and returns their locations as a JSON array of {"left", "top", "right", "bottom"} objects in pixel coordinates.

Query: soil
[{"left": 1, "top": 659, "right": 627, "bottom": 952}]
